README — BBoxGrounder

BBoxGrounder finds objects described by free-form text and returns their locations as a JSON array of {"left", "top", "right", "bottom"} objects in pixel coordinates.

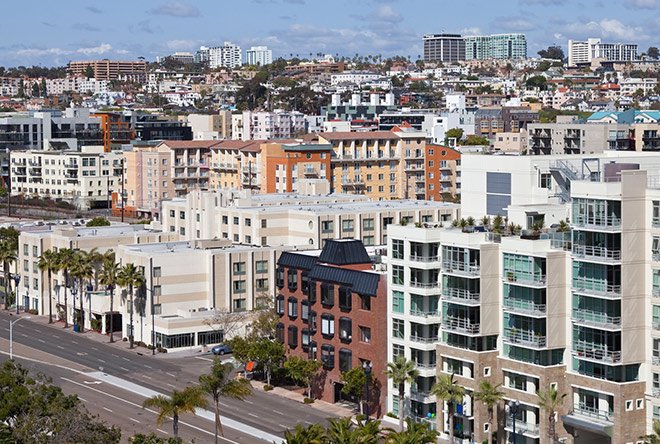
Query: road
[{"left": 0, "top": 311, "right": 337, "bottom": 443}]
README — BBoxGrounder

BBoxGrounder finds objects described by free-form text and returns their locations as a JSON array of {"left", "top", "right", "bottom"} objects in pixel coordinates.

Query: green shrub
[
  {"left": 122, "top": 337, "right": 128, "bottom": 342},
  {"left": 386, "top": 412, "right": 398, "bottom": 419},
  {"left": 303, "top": 397, "right": 314, "bottom": 404},
  {"left": 355, "top": 414, "right": 366, "bottom": 422},
  {"left": 263, "top": 385, "right": 274, "bottom": 391}
]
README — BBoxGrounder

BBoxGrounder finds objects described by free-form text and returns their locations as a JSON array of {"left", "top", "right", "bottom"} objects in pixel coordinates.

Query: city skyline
[{"left": 2, "top": 0, "right": 659, "bottom": 67}]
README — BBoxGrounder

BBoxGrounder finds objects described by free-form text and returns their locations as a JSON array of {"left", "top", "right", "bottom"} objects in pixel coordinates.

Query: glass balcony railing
[
  {"left": 504, "top": 271, "right": 546, "bottom": 286},
  {"left": 572, "top": 245, "right": 621, "bottom": 262},
  {"left": 442, "top": 260, "right": 480, "bottom": 276},
  {"left": 505, "top": 418, "right": 540, "bottom": 437},
  {"left": 410, "top": 335, "right": 439, "bottom": 344},
  {"left": 572, "top": 340, "right": 621, "bottom": 363},
  {"left": 503, "top": 328, "right": 547, "bottom": 348},
  {"left": 572, "top": 277, "right": 621, "bottom": 297},
  {"left": 410, "top": 254, "right": 440, "bottom": 263},
  {"left": 570, "top": 403, "right": 613, "bottom": 423},
  {"left": 442, "top": 288, "right": 480, "bottom": 306},
  {"left": 503, "top": 298, "right": 546, "bottom": 316},
  {"left": 442, "top": 317, "right": 480, "bottom": 334},
  {"left": 573, "top": 215, "right": 621, "bottom": 229},
  {"left": 572, "top": 309, "right": 621, "bottom": 329}
]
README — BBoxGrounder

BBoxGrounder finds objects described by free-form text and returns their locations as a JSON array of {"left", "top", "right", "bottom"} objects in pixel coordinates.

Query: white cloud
[
  {"left": 16, "top": 47, "right": 71, "bottom": 57},
  {"left": 624, "top": 0, "right": 660, "bottom": 8},
  {"left": 561, "top": 18, "right": 648, "bottom": 41},
  {"left": 373, "top": 5, "right": 402, "bottom": 23},
  {"left": 150, "top": 2, "right": 199, "bottom": 18},
  {"left": 460, "top": 27, "right": 482, "bottom": 36},
  {"left": 77, "top": 43, "right": 113, "bottom": 56},
  {"left": 491, "top": 17, "right": 535, "bottom": 31}
]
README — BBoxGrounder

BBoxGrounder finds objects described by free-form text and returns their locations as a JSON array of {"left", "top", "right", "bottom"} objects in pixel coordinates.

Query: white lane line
[
  {"left": 273, "top": 410, "right": 285, "bottom": 416},
  {"left": 98, "top": 359, "right": 105, "bottom": 363},
  {"left": 120, "top": 367, "right": 130, "bottom": 372},
  {"left": 38, "top": 339, "right": 45, "bottom": 343},
  {"left": 129, "top": 417, "right": 141, "bottom": 423},
  {"left": 1, "top": 328, "right": 8, "bottom": 331},
  {"left": 143, "top": 364, "right": 152, "bottom": 369},
  {"left": 34, "top": 329, "right": 41, "bottom": 333},
  {"left": 52, "top": 334, "right": 60, "bottom": 338},
  {"left": 166, "top": 383, "right": 176, "bottom": 388},
  {"left": 304, "top": 421, "right": 314, "bottom": 425},
  {"left": 122, "top": 357, "right": 130, "bottom": 361},
  {"left": 112, "top": 354, "right": 119, "bottom": 357},
  {"left": 79, "top": 397, "right": 88, "bottom": 402},
  {"left": 103, "top": 407, "right": 113, "bottom": 413},
  {"left": 157, "top": 429, "right": 169, "bottom": 435},
  {"left": 248, "top": 413, "right": 259, "bottom": 418},
  {"left": 20, "top": 333, "right": 27, "bottom": 337},
  {"left": 279, "top": 424, "right": 289, "bottom": 429},
  {"left": 244, "top": 400, "right": 254, "bottom": 404},
  {"left": 91, "top": 347, "right": 98, "bottom": 351},
  {"left": 195, "top": 356, "right": 213, "bottom": 362},
  {"left": 57, "top": 345, "right": 64, "bottom": 349},
  {"left": 166, "top": 372, "right": 176, "bottom": 378},
  {"left": 71, "top": 340, "right": 78, "bottom": 344},
  {"left": 141, "top": 375, "right": 153, "bottom": 380}
]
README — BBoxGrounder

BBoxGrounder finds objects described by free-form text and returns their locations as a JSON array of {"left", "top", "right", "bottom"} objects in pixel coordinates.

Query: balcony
[
  {"left": 573, "top": 215, "right": 621, "bottom": 231},
  {"left": 572, "top": 277, "right": 621, "bottom": 298},
  {"left": 410, "top": 335, "right": 439, "bottom": 344},
  {"left": 442, "top": 317, "right": 480, "bottom": 335},
  {"left": 653, "top": 388, "right": 660, "bottom": 398},
  {"left": 442, "top": 260, "right": 480, "bottom": 277},
  {"left": 410, "top": 308, "right": 441, "bottom": 320},
  {"left": 572, "top": 340, "right": 621, "bottom": 363},
  {"left": 304, "top": 167, "right": 318, "bottom": 177},
  {"left": 569, "top": 403, "right": 613, "bottom": 423},
  {"left": 503, "top": 298, "right": 547, "bottom": 317},
  {"left": 410, "top": 255, "right": 439, "bottom": 263},
  {"left": 409, "top": 389, "right": 435, "bottom": 403},
  {"left": 503, "top": 328, "right": 547, "bottom": 348},
  {"left": 504, "top": 271, "right": 547, "bottom": 288},
  {"left": 505, "top": 418, "right": 540, "bottom": 438},
  {"left": 572, "top": 309, "right": 621, "bottom": 330},
  {"left": 409, "top": 281, "right": 441, "bottom": 290},
  {"left": 441, "top": 288, "right": 480, "bottom": 306},
  {"left": 572, "top": 245, "right": 621, "bottom": 263},
  {"left": 653, "top": 356, "right": 660, "bottom": 366}
]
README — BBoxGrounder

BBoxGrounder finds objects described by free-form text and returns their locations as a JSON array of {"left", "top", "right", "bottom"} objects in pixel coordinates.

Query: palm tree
[
  {"left": 118, "top": 263, "right": 144, "bottom": 348},
  {"left": 641, "top": 419, "right": 660, "bottom": 443},
  {"left": 99, "top": 259, "right": 119, "bottom": 342},
  {"left": 386, "top": 418, "right": 437, "bottom": 443},
  {"left": 537, "top": 386, "right": 567, "bottom": 442},
  {"left": 283, "top": 423, "right": 325, "bottom": 444},
  {"left": 142, "top": 386, "right": 208, "bottom": 439},
  {"left": 431, "top": 373, "right": 466, "bottom": 443},
  {"left": 325, "top": 417, "right": 357, "bottom": 444},
  {"left": 473, "top": 380, "right": 504, "bottom": 444},
  {"left": 70, "top": 251, "right": 94, "bottom": 333},
  {"left": 85, "top": 247, "right": 104, "bottom": 290},
  {"left": 56, "top": 248, "right": 76, "bottom": 328},
  {"left": 199, "top": 358, "right": 252, "bottom": 442},
  {"left": 385, "top": 355, "right": 419, "bottom": 431},
  {"left": 0, "top": 241, "right": 16, "bottom": 310},
  {"left": 37, "top": 249, "right": 59, "bottom": 324}
]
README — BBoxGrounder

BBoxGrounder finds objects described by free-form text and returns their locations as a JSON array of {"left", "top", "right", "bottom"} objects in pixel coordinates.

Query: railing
[
  {"left": 571, "top": 403, "right": 613, "bottom": 422},
  {"left": 409, "top": 281, "right": 441, "bottom": 289},
  {"left": 653, "top": 321, "right": 660, "bottom": 331},
  {"left": 653, "top": 216, "right": 660, "bottom": 228},
  {"left": 572, "top": 277, "right": 621, "bottom": 297},
  {"left": 573, "top": 245, "right": 621, "bottom": 261},
  {"left": 442, "top": 288, "right": 480, "bottom": 305},
  {"left": 572, "top": 309, "right": 621, "bottom": 328},
  {"left": 409, "top": 255, "right": 439, "bottom": 263},
  {"left": 653, "top": 388, "right": 660, "bottom": 398},
  {"left": 410, "top": 309, "right": 441, "bottom": 318},
  {"left": 503, "top": 298, "right": 546, "bottom": 315},
  {"left": 413, "top": 362, "right": 436, "bottom": 370},
  {"left": 654, "top": 288, "right": 660, "bottom": 298},
  {"left": 442, "top": 260, "right": 480, "bottom": 276},
  {"left": 503, "top": 328, "right": 547, "bottom": 348},
  {"left": 505, "top": 418, "right": 540, "bottom": 436},
  {"left": 443, "top": 317, "right": 480, "bottom": 334},
  {"left": 653, "top": 356, "right": 660, "bottom": 366},
  {"left": 504, "top": 271, "right": 547, "bottom": 286},
  {"left": 572, "top": 340, "right": 621, "bottom": 363},
  {"left": 410, "top": 335, "right": 439, "bottom": 344},
  {"left": 654, "top": 252, "right": 660, "bottom": 262},
  {"left": 573, "top": 215, "right": 621, "bottom": 229},
  {"left": 409, "top": 389, "right": 434, "bottom": 401}
]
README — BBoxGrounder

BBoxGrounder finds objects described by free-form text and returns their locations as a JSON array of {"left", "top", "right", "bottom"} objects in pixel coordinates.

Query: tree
[
  {"left": 537, "top": 385, "right": 567, "bottom": 442},
  {"left": 283, "top": 357, "right": 322, "bottom": 398},
  {"left": 386, "top": 418, "right": 438, "bottom": 443},
  {"left": 142, "top": 386, "right": 208, "bottom": 439},
  {"left": 199, "top": 358, "right": 252, "bottom": 442},
  {"left": 99, "top": 259, "right": 120, "bottom": 342},
  {"left": 129, "top": 434, "right": 182, "bottom": 444},
  {"left": 341, "top": 367, "right": 372, "bottom": 414},
  {"left": 648, "top": 47, "right": 660, "bottom": 60},
  {"left": 431, "top": 373, "right": 465, "bottom": 443},
  {"left": 473, "top": 381, "right": 504, "bottom": 444},
  {"left": 641, "top": 420, "right": 660, "bottom": 443},
  {"left": 37, "top": 249, "right": 59, "bottom": 324},
  {"left": 250, "top": 338, "right": 285, "bottom": 386},
  {"left": 203, "top": 308, "right": 250, "bottom": 340},
  {"left": 463, "top": 136, "right": 490, "bottom": 146},
  {"left": 118, "top": 263, "right": 144, "bottom": 348},
  {"left": 0, "top": 241, "right": 16, "bottom": 310},
  {"left": 385, "top": 355, "right": 419, "bottom": 431},
  {"left": 84, "top": 64, "right": 94, "bottom": 79},
  {"left": 247, "top": 302, "right": 279, "bottom": 339},
  {"left": 444, "top": 127, "right": 464, "bottom": 144},
  {"left": 537, "top": 45, "right": 565, "bottom": 61},
  {"left": 86, "top": 217, "right": 111, "bottom": 227},
  {"left": 526, "top": 75, "right": 548, "bottom": 90},
  {"left": 56, "top": 248, "right": 76, "bottom": 328},
  {"left": 70, "top": 251, "right": 94, "bottom": 333},
  {"left": 283, "top": 423, "right": 325, "bottom": 444}
]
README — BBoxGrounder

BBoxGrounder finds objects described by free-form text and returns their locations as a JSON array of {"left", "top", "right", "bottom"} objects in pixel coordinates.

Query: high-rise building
[
  {"left": 568, "top": 38, "right": 638, "bottom": 66},
  {"left": 464, "top": 34, "right": 527, "bottom": 60},
  {"left": 207, "top": 42, "right": 242, "bottom": 69},
  {"left": 423, "top": 34, "right": 465, "bottom": 62},
  {"left": 245, "top": 46, "right": 273, "bottom": 66},
  {"left": 67, "top": 60, "right": 147, "bottom": 81}
]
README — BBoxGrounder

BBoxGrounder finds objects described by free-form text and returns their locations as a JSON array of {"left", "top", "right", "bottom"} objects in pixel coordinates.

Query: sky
[{"left": 1, "top": 0, "right": 659, "bottom": 67}]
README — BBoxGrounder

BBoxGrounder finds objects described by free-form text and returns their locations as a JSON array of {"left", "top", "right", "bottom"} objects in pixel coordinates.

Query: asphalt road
[{"left": 0, "top": 311, "right": 337, "bottom": 442}]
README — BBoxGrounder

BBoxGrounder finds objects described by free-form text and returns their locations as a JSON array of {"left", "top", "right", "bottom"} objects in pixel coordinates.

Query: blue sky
[{"left": 2, "top": 0, "right": 659, "bottom": 67}]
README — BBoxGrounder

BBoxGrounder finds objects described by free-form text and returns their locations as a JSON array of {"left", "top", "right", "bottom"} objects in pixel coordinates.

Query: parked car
[{"left": 211, "top": 344, "right": 232, "bottom": 355}]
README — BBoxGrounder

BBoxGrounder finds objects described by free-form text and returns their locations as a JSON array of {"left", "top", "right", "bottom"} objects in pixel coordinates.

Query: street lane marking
[
  {"left": 279, "top": 424, "right": 289, "bottom": 429},
  {"left": 38, "top": 339, "right": 45, "bottom": 343},
  {"left": 195, "top": 356, "right": 213, "bottom": 362},
  {"left": 20, "top": 333, "right": 27, "bottom": 337},
  {"left": 98, "top": 359, "right": 106, "bottom": 363},
  {"left": 52, "top": 334, "right": 60, "bottom": 338},
  {"left": 304, "top": 421, "right": 314, "bottom": 425},
  {"left": 273, "top": 410, "right": 284, "bottom": 416},
  {"left": 248, "top": 413, "right": 258, "bottom": 418},
  {"left": 79, "top": 397, "right": 88, "bottom": 402},
  {"left": 141, "top": 375, "right": 153, "bottom": 380},
  {"left": 33, "top": 329, "right": 41, "bottom": 333},
  {"left": 103, "top": 407, "right": 113, "bottom": 413},
  {"left": 1, "top": 328, "right": 8, "bottom": 331},
  {"left": 166, "top": 372, "right": 176, "bottom": 378},
  {"left": 112, "top": 354, "right": 119, "bottom": 357},
  {"left": 122, "top": 357, "right": 130, "bottom": 361},
  {"left": 71, "top": 341, "right": 78, "bottom": 344},
  {"left": 144, "top": 364, "right": 152, "bottom": 369},
  {"left": 120, "top": 367, "right": 130, "bottom": 372},
  {"left": 167, "top": 383, "right": 176, "bottom": 388},
  {"left": 157, "top": 429, "right": 169, "bottom": 435},
  {"left": 129, "top": 417, "right": 141, "bottom": 423},
  {"left": 92, "top": 347, "right": 98, "bottom": 351},
  {"left": 57, "top": 345, "right": 64, "bottom": 349},
  {"left": 244, "top": 400, "right": 254, "bottom": 404}
]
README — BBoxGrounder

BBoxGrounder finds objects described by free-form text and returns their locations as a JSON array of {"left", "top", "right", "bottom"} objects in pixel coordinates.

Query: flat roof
[{"left": 245, "top": 199, "right": 459, "bottom": 215}]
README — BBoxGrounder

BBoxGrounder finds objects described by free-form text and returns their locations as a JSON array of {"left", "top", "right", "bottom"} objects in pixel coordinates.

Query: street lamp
[
  {"left": 362, "top": 361, "right": 373, "bottom": 422},
  {"left": 12, "top": 274, "right": 20, "bottom": 315},
  {"left": 71, "top": 281, "right": 79, "bottom": 332},
  {"left": 9, "top": 315, "right": 32, "bottom": 360},
  {"left": 508, "top": 400, "right": 520, "bottom": 444}
]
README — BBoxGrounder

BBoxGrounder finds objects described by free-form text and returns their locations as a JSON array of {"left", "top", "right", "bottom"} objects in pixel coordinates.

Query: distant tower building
[
  {"left": 568, "top": 38, "right": 638, "bottom": 67},
  {"left": 208, "top": 42, "right": 242, "bottom": 69},
  {"left": 464, "top": 34, "right": 527, "bottom": 60},
  {"left": 423, "top": 34, "right": 465, "bottom": 62},
  {"left": 246, "top": 46, "right": 273, "bottom": 66}
]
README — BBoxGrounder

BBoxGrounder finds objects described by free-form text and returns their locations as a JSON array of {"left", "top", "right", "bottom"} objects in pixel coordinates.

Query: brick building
[
  {"left": 425, "top": 144, "right": 461, "bottom": 202},
  {"left": 276, "top": 240, "right": 387, "bottom": 416}
]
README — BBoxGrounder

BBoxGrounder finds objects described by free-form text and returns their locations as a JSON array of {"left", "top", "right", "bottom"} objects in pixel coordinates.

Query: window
[
  {"left": 276, "top": 323, "right": 285, "bottom": 343},
  {"left": 276, "top": 268, "right": 284, "bottom": 288},
  {"left": 339, "top": 317, "right": 352, "bottom": 342},
  {"left": 392, "top": 239, "right": 404, "bottom": 259},
  {"left": 360, "top": 326, "right": 371, "bottom": 343},
  {"left": 301, "top": 300, "right": 309, "bottom": 321},
  {"left": 245, "top": 235, "right": 251, "bottom": 244},
  {"left": 261, "top": 219, "right": 267, "bottom": 228},
  {"left": 233, "top": 262, "right": 246, "bottom": 275},
  {"left": 392, "top": 290, "right": 404, "bottom": 313},
  {"left": 342, "top": 220, "right": 354, "bottom": 232},
  {"left": 222, "top": 216, "right": 228, "bottom": 224},
  {"left": 392, "top": 395, "right": 400, "bottom": 416},
  {"left": 153, "top": 267, "right": 161, "bottom": 278},
  {"left": 383, "top": 217, "right": 393, "bottom": 228},
  {"left": 287, "top": 269, "right": 298, "bottom": 290},
  {"left": 363, "top": 235, "right": 374, "bottom": 246},
  {"left": 309, "top": 310, "right": 317, "bottom": 332},
  {"left": 392, "top": 344, "right": 404, "bottom": 357},
  {"left": 309, "top": 280, "right": 317, "bottom": 303},
  {"left": 288, "top": 326, "right": 298, "bottom": 348},
  {"left": 245, "top": 218, "right": 251, "bottom": 227},
  {"left": 23, "top": 244, "right": 28, "bottom": 255},
  {"left": 32, "top": 246, "right": 38, "bottom": 257},
  {"left": 288, "top": 297, "right": 298, "bottom": 318},
  {"left": 361, "top": 294, "right": 371, "bottom": 311},
  {"left": 233, "top": 217, "right": 239, "bottom": 225},
  {"left": 233, "top": 280, "right": 246, "bottom": 294},
  {"left": 180, "top": 211, "right": 185, "bottom": 220},
  {"left": 321, "top": 220, "right": 334, "bottom": 233},
  {"left": 321, "top": 344, "right": 335, "bottom": 368},
  {"left": 180, "top": 227, "right": 185, "bottom": 235},
  {"left": 301, "top": 328, "right": 310, "bottom": 348},
  {"left": 363, "top": 218, "right": 374, "bottom": 231},
  {"left": 392, "top": 318, "right": 404, "bottom": 339},
  {"left": 338, "top": 287, "right": 352, "bottom": 310},
  {"left": 233, "top": 298, "right": 246, "bottom": 312},
  {"left": 255, "top": 260, "right": 268, "bottom": 274},
  {"left": 392, "top": 265, "right": 404, "bottom": 285},
  {"left": 276, "top": 295, "right": 284, "bottom": 315},
  {"left": 321, "top": 284, "right": 334, "bottom": 306},
  {"left": 153, "top": 285, "right": 162, "bottom": 296},
  {"left": 321, "top": 314, "right": 335, "bottom": 337},
  {"left": 339, "top": 349, "right": 352, "bottom": 372}
]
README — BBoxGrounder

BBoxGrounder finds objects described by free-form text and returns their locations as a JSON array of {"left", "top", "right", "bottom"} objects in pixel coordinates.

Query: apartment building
[
  {"left": 186, "top": 111, "right": 232, "bottom": 140},
  {"left": 423, "top": 34, "right": 465, "bottom": 62},
  {"left": 67, "top": 60, "right": 147, "bottom": 81},
  {"left": 239, "top": 110, "right": 308, "bottom": 141},
  {"left": 17, "top": 224, "right": 179, "bottom": 329},
  {"left": 528, "top": 119, "right": 628, "bottom": 155},
  {"left": 619, "top": 77, "right": 658, "bottom": 96},
  {"left": 245, "top": 46, "right": 273, "bottom": 66},
  {"left": 425, "top": 144, "right": 461, "bottom": 201},
  {"left": 158, "top": 140, "right": 215, "bottom": 196},
  {"left": 207, "top": 42, "right": 242, "bottom": 69},
  {"left": 258, "top": 141, "right": 332, "bottom": 194},
  {"left": 464, "top": 34, "right": 527, "bottom": 60},
  {"left": 46, "top": 76, "right": 108, "bottom": 95},
  {"left": 10, "top": 145, "right": 122, "bottom": 209},
  {"left": 568, "top": 39, "right": 638, "bottom": 67},
  {"left": 474, "top": 108, "right": 538, "bottom": 140},
  {"left": 276, "top": 240, "right": 387, "bottom": 413},
  {"left": 115, "top": 240, "right": 283, "bottom": 349},
  {"left": 160, "top": 188, "right": 459, "bottom": 248}
]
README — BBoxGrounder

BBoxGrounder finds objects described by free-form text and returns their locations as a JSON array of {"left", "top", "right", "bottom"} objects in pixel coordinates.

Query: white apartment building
[
  {"left": 208, "top": 42, "right": 242, "bottom": 69},
  {"left": 387, "top": 158, "right": 660, "bottom": 444},
  {"left": 240, "top": 110, "right": 307, "bottom": 141},
  {"left": 330, "top": 71, "right": 382, "bottom": 86},
  {"left": 10, "top": 145, "right": 123, "bottom": 209},
  {"left": 568, "top": 38, "right": 638, "bottom": 67},
  {"left": 46, "top": 76, "right": 108, "bottom": 95},
  {"left": 161, "top": 189, "right": 459, "bottom": 248},
  {"left": 245, "top": 46, "right": 273, "bottom": 66},
  {"left": 620, "top": 77, "right": 658, "bottom": 96}
]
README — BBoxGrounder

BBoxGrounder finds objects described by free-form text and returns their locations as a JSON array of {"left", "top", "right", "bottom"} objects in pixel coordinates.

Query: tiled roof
[
  {"left": 319, "top": 131, "right": 399, "bottom": 141},
  {"left": 159, "top": 140, "right": 223, "bottom": 149}
]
